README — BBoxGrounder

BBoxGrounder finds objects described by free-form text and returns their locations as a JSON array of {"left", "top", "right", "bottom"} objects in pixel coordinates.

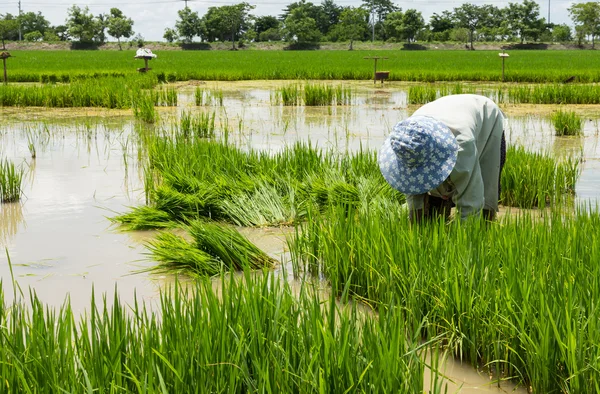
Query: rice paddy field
[
  {"left": 1, "top": 60, "right": 600, "bottom": 393},
  {"left": 6, "top": 50, "right": 600, "bottom": 82}
]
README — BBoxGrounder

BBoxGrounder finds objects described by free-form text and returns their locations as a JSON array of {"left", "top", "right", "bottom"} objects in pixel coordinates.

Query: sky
[{"left": 0, "top": 0, "right": 578, "bottom": 42}]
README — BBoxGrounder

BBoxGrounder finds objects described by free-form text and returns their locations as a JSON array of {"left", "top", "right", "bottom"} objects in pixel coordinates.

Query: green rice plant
[
  {"left": 194, "top": 87, "right": 204, "bottom": 106},
  {"left": 304, "top": 83, "right": 335, "bottom": 106},
  {"left": 501, "top": 145, "right": 579, "bottom": 208},
  {"left": 146, "top": 231, "right": 223, "bottom": 276},
  {"left": 0, "top": 271, "right": 427, "bottom": 392},
  {"left": 279, "top": 84, "right": 301, "bottom": 106},
  {"left": 152, "top": 87, "right": 178, "bottom": 106},
  {"left": 551, "top": 109, "right": 584, "bottom": 136},
  {"left": 0, "top": 159, "right": 24, "bottom": 203},
  {"left": 289, "top": 203, "right": 600, "bottom": 393},
  {"left": 179, "top": 110, "right": 216, "bottom": 139},
  {"left": 132, "top": 92, "right": 158, "bottom": 123},
  {"left": 506, "top": 84, "right": 600, "bottom": 104},
  {"left": 110, "top": 205, "right": 175, "bottom": 231},
  {"left": 188, "top": 220, "right": 275, "bottom": 270},
  {"left": 407, "top": 85, "right": 438, "bottom": 104}
]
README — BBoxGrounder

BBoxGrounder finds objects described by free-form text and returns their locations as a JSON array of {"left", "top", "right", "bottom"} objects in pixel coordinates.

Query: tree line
[{"left": 2, "top": 1, "right": 600, "bottom": 50}]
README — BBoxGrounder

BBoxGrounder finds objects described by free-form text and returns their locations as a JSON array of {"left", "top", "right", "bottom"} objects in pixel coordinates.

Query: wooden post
[
  {"left": 144, "top": 57, "right": 149, "bottom": 71},
  {"left": 499, "top": 53, "right": 509, "bottom": 82},
  {"left": 364, "top": 56, "right": 388, "bottom": 85},
  {"left": 1, "top": 51, "right": 10, "bottom": 85}
]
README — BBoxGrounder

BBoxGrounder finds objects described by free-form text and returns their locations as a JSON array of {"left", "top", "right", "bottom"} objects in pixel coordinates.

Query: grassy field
[{"left": 6, "top": 50, "right": 600, "bottom": 83}]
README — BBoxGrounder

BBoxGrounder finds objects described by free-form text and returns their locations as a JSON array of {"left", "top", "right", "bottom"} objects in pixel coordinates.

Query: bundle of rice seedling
[
  {"left": 146, "top": 232, "right": 223, "bottom": 276},
  {"left": 153, "top": 185, "right": 222, "bottom": 222},
  {"left": 111, "top": 206, "right": 174, "bottom": 230},
  {"left": 188, "top": 220, "right": 275, "bottom": 270}
]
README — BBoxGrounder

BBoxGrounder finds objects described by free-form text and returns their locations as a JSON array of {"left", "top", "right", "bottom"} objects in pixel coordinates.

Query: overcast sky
[{"left": 1, "top": 0, "right": 578, "bottom": 42}]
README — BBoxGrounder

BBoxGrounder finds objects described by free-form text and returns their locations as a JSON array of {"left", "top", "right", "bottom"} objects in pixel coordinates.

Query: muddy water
[{"left": 0, "top": 81, "right": 597, "bottom": 393}]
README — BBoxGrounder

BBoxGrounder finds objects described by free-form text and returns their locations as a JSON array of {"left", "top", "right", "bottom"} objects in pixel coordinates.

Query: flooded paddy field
[{"left": 1, "top": 81, "right": 599, "bottom": 392}]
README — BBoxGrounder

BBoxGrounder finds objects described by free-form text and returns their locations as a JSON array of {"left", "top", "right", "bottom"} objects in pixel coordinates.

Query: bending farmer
[{"left": 378, "top": 94, "right": 506, "bottom": 222}]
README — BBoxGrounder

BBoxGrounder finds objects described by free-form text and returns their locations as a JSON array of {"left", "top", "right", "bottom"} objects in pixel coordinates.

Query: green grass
[
  {"left": 289, "top": 204, "right": 600, "bottom": 393},
  {"left": 551, "top": 109, "right": 584, "bottom": 136},
  {"left": 8, "top": 50, "right": 600, "bottom": 83},
  {"left": 0, "top": 159, "right": 24, "bottom": 203},
  {"left": 0, "top": 270, "right": 430, "bottom": 393}
]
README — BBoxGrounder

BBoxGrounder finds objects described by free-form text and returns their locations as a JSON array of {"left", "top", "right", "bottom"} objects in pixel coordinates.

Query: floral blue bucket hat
[{"left": 378, "top": 115, "right": 459, "bottom": 195}]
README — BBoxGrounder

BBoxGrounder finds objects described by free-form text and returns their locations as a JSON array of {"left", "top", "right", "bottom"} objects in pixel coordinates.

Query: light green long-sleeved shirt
[{"left": 406, "top": 94, "right": 504, "bottom": 219}]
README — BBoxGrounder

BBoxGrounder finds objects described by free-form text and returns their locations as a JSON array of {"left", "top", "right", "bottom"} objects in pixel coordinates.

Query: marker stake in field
[
  {"left": 499, "top": 52, "right": 509, "bottom": 82},
  {"left": 364, "top": 56, "right": 389, "bottom": 85},
  {"left": 1, "top": 52, "right": 11, "bottom": 85}
]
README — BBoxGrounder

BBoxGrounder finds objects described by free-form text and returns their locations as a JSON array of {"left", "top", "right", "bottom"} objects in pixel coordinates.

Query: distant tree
[
  {"left": 505, "top": 0, "right": 545, "bottom": 43},
  {"left": 383, "top": 11, "right": 403, "bottom": 41},
  {"left": 18, "top": 11, "right": 50, "bottom": 37},
  {"left": 107, "top": 8, "right": 134, "bottom": 50},
  {"left": 552, "top": 24, "right": 572, "bottom": 42},
  {"left": 95, "top": 13, "right": 109, "bottom": 44},
  {"left": 24, "top": 31, "right": 43, "bottom": 41},
  {"left": 176, "top": 7, "right": 203, "bottom": 43},
  {"left": 281, "top": 1, "right": 329, "bottom": 35},
  {"left": 401, "top": 9, "right": 424, "bottom": 42},
  {"left": 43, "top": 31, "right": 60, "bottom": 42},
  {"left": 52, "top": 25, "right": 70, "bottom": 41},
  {"left": 337, "top": 7, "right": 369, "bottom": 49},
  {"left": 453, "top": 3, "right": 486, "bottom": 49},
  {"left": 66, "top": 6, "right": 99, "bottom": 42},
  {"left": 204, "top": 3, "right": 255, "bottom": 49},
  {"left": 569, "top": 2, "right": 600, "bottom": 48},
  {"left": 361, "top": 0, "right": 399, "bottom": 41},
  {"left": 321, "top": 0, "right": 343, "bottom": 33},
  {"left": 0, "top": 17, "right": 19, "bottom": 49},
  {"left": 283, "top": 7, "right": 321, "bottom": 44},
  {"left": 163, "top": 28, "right": 178, "bottom": 43},
  {"left": 450, "top": 27, "right": 470, "bottom": 43},
  {"left": 430, "top": 11, "right": 454, "bottom": 33},
  {"left": 254, "top": 15, "right": 280, "bottom": 41}
]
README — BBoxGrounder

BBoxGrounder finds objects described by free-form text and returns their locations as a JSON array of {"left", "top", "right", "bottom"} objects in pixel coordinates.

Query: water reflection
[{"left": 0, "top": 202, "right": 25, "bottom": 246}]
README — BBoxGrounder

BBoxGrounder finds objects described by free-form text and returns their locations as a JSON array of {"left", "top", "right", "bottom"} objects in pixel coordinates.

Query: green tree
[
  {"left": 66, "top": 6, "right": 98, "bottom": 42},
  {"left": 163, "top": 28, "right": 178, "bottom": 43},
  {"left": 107, "top": 8, "right": 134, "bottom": 50},
  {"left": 401, "top": 9, "right": 424, "bottom": 42},
  {"left": 255, "top": 15, "right": 279, "bottom": 37},
  {"left": 337, "top": 7, "right": 369, "bottom": 49},
  {"left": 321, "top": 0, "right": 343, "bottom": 33},
  {"left": 505, "top": 0, "right": 545, "bottom": 43},
  {"left": 281, "top": 1, "right": 329, "bottom": 35},
  {"left": 361, "top": 0, "right": 399, "bottom": 41},
  {"left": 552, "top": 24, "right": 572, "bottom": 42},
  {"left": 204, "top": 3, "right": 255, "bottom": 49},
  {"left": 429, "top": 11, "right": 455, "bottom": 41},
  {"left": 52, "top": 25, "right": 70, "bottom": 41},
  {"left": 18, "top": 11, "right": 50, "bottom": 37},
  {"left": 24, "top": 31, "right": 43, "bottom": 42},
  {"left": 283, "top": 7, "right": 321, "bottom": 44},
  {"left": 0, "top": 16, "right": 18, "bottom": 49},
  {"left": 175, "top": 7, "right": 203, "bottom": 43},
  {"left": 569, "top": 2, "right": 600, "bottom": 48},
  {"left": 453, "top": 3, "right": 487, "bottom": 49},
  {"left": 383, "top": 11, "right": 403, "bottom": 41}
]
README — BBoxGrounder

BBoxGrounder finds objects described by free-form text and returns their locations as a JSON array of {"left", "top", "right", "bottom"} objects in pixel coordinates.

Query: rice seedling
[
  {"left": 304, "top": 83, "right": 336, "bottom": 106},
  {"left": 179, "top": 110, "right": 216, "bottom": 139},
  {"left": 506, "top": 84, "right": 600, "bottom": 104},
  {"left": 0, "top": 270, "right": 428, "bottom": 392},
  {"left": 501, "top": 145, "right": 580, "bottom": 208},
  {"left": 551, "top": 109, "right": 584, "bottom": 136},
  {"left": 0, "top": 159, "right": 24, "bottom": 203},
  {"left": 132, "top": 92, "right": 158, "bottom": 123},
  {"left": 278, "top": 84, "right": 301, "bottom": 106},
  {"left": 194, "top": 87, "right": 204, "bottom": 106},
  {"left": 152, "top": 87, "right": 178, "bottom": 106},
  {"left": 289, "top": 202, "right": 600, "bottom": 393}
]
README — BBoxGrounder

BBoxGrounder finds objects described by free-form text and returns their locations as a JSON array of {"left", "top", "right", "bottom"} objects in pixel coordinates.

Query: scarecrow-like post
[
  {"left": 364, "top": 56, "right": 389, "bottom": 85},
  {"left": 1, "top": 51, "right": 11, "bottom": 85},
  {"left": 499, "top": 52, "right": 509, "bottom": 82},
  {"left": 134, "top": 47, "right": 157, "bottom": 73}
]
